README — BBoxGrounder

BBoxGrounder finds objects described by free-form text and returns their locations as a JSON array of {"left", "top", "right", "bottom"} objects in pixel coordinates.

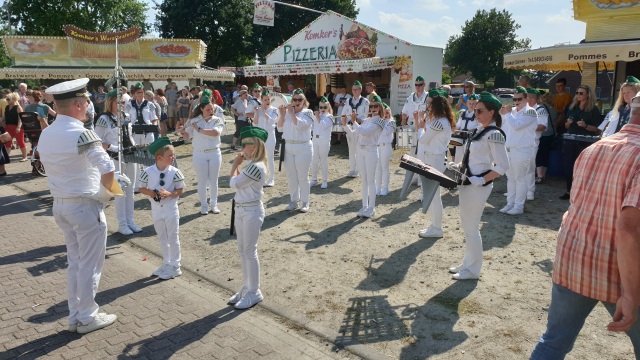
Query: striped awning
[
  {"left": 0, "top": 67, "right": 235, "bottom": 81},
  {"left": 243, "top": 56, "right": 397, "bottom": 77}
]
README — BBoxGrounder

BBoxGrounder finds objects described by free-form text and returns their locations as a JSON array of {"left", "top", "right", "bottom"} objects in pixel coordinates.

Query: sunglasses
[
  {"left": 319, "top": 106, "right": 328, "bottom": 109},
  {"left": 292, "top": 98, "right": 303, "bottom": 102},
  {"left": 370, "top": 104, "right": 380, "bottom": 108},
  {"left": 576, "top": 91, "right": 586, "bottom": 95},
  {"left": 159, "top": 172, "right": 165, "bottom": 187},
  {"left": 252, "top": 90, "right": 261, "bottom": 93},
  {"left": 415, "top": 83, "right": 425, "bottom": 87},
  {"left": 513, "top": 97, "right": 524, "bottom": 101},
  {"left": 241, "top": 142, "right": 254, "bottom": 148},
  {"left": 475, "top": 108, "right": 487, "bottom": 115}
]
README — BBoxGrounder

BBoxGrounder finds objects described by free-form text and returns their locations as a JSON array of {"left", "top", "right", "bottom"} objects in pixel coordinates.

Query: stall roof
[
  {"left": 244, "top": 56, "right": 396, "bottom": 77},
  {"left": 0, "top": 67, "right": 235, "bottom": 81},
  {"left": 503, "top": 39, "right": 639, "bottom": 71}
]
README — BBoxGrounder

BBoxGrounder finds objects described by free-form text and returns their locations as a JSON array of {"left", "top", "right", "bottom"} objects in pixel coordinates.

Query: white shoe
[
  {"left": 380, "top": 188, "right": 389, "bottom": 196},
  {"left": 77, "top": 313, "right": 117, "bottom": 334},
  {"left": 419, "top": 226, "right": 443, "bottom": 238},
  {"left": 310, "top": 180, "right": 318, "bottom": 187},
  {"left": 299, "top": 202, "right": 310, "bottom": 213},
  {"left": 68, "top": 323, "right": 78, "bottom": 332},
  {"left": 285, "top": 201, "right": 299, "bottom": 211},
  {"left": 376, "top": 188, "right": 381, "bottom": 196},
  {"left": 158, "top": 265, "right": 182, "bottom": 280},
  {"left": 357, "top": 207, "right": 366, "bottom": 217},
  {"left": 499, "top": 204, "right": 514, "bottom": 213},
  {"left": 527, "top": 192, "right": 535, "bottom": 201},
  {"left": 210, "top": 206, "right": 220, "bottom": 214},
  {"left": 452, "top": 269, "right": 479, "bottom": 280},
  {"left": 200, "top": 206, "right": 208, "bottom": 215},
  {"left": 347, "top": 171, "right": 357, "bottom": 178},
  {"left": 118, "top": 225, "right": 133, "bottom": 236},
  {"left": 152, "top": 263, "right": 171, "bottom": 277},
  {"left": 228, "top": 287, "right": 248, "bottom": 304},
  {"left": 506, "top": 207, "right": 524, "bottom": 215},
  {"left": 234, "top": 290, "right": 264, "bottom": 310},
  {"left": 320, "top": 182, "right": 328, "bottom": 189},
  {"left": 448, "top": 264, "right": 465, "bottom": 274},
  {"left": 362, "top": 207, "right": 375, "bottom": 218},
  {"left": 503, "top": 192, "right": 508, "bottom": 196},
  {"left": 264, "top": 181, "right": 275, "bottom": 187},
  {"left": 128, "top": 223, "right": 142, "bottom": 233}
]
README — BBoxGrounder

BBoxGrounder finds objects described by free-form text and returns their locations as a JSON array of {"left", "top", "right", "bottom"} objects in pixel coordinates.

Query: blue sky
[{"left": 143, "top": 0, "right": 586, "bottom": 50}]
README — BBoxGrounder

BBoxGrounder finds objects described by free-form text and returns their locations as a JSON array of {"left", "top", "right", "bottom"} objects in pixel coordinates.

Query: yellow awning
[
  {"left": 0, "top": 67, "right": 235, "bottom": 81},
  {"left": 503, "top": 39, "right": 639, "bottom": 71}
]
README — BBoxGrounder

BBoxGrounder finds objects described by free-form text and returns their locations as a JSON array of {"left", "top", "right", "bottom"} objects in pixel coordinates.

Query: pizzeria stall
[
  {"left": 0, "top": 25, "right": 235, "bottom": 84},
  {"left": 243, "top": 11, "right": 443, "bottom": 115}
]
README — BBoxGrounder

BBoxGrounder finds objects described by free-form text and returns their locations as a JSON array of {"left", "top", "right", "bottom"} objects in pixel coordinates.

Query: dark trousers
[
  {"left": 562, "top": 139, "right": 588, "bottom": 192},
  {"left": 234, "top": 120, "right": 249, "bottom": 138},
  {"left": 536, "top": 136, "right": 554, "bottom": 168}
]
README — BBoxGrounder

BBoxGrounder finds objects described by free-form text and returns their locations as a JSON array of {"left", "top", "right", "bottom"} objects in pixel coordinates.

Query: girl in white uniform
[
  {"left": 228, "top": 126, "right": 269, "bottom": 310},
  {"left": 310, "top": 96, "right": 333, "bottom": 189},
  {"left": 375, "top": 103, "right": 395, "bottom": 196},
  {"left": 277, "top": 89, "right": 313, "bottom": 213},
  {"left": 343, "top": 95, "right": 385, "bottom": 218},
  {"left": 94, "top": 90, "right": 142, "bottom": 235},
  {"left": 180, "top": 97, "right": 225, "bottom": 215},
  {"left": 415, "top": 89, "right": 454, "bottom": 238},
  {"left": 453, "top": 94, "right": 479, "bottom": 162},
  {"left": 340, "top": 81, "right": 370, "bottom": 177},
  {"left": 254, "top": 90, "right": 278, "bottom": 187},
  {"left": 448, "top": 92, "right": 509, "bottom": 280}
]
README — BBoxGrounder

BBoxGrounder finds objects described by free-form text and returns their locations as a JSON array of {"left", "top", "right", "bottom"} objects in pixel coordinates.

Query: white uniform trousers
[
  {"left": 375, "top": 142, "right": 393, "bottom": 191},
  {"left": 345, "top": 132, "right": 358, "bottom": 175},
  {"left": 311, "top": 138, "right": 330, "bottom": 183},
  {"left": 192, "top": 150, "right": 221, "bottom": 210},
  {"left": 423, "top": 152, "right": 446, "bottom": 228},
  {"left": 152, "top": 202, "right": 181, "bottom": 267},
  {"left": 284, "top": 142, "right": 313, "bottom": 203},
  {"left": 265, "top": 135, "right": 276, "bottom": 185},
  {"left": 235, "top": 203, "right": 265, "bottom": 292},
  {"left": 52, "top": 199, "right": 107, "bottom": 326},
  {"left": 357, "top": 145, "right": 379, "bottom": 210},
  {"left": 506, "top": 147, "right": 533, "bottom": 209},
  {"left": 527, "top": 141, "right": 539, "bottom": 195},
  {"left": 115, "top": 161, "right": 137, "bottom": 228},
  {"left": 459, "top": 183, "right": 493, "bottom": 276}
]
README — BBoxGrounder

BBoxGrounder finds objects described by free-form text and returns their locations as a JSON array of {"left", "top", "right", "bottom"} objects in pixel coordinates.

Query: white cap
[{"left": 45, "top": 78, "right": 90, "bottom": 100}]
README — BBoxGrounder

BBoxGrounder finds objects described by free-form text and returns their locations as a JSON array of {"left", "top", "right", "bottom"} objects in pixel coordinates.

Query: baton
[
  {"left": 278, "top": 140, "right": 285, "bottom": 172},
  {"left": 230, "top": 199, "right": 235, "bottom": 235}
]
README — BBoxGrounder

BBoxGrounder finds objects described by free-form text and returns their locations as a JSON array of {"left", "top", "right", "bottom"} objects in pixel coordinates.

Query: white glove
[
  {"left": 91, "top": 184, "right": 114, "bottom": 203},
  {"left": 469, "top": 176, "right": 485, "bottom": 187},
  {"left": 447, "top": 162, "right": 460, "bottom": 172},
  {"left": 115, "top": 171, "right": 131, "bottom": 189}
]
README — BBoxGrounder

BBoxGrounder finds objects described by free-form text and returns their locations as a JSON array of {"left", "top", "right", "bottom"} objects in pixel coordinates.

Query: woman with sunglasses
[
  {"left": 228, "top": 126, "right": 269, "bottom": 309},
  {"left": 375, "top": 103, "right": 395, "bottom": 196},
  {"left": 343, "top": 95, "right": 385, "bottom": 218},
  {"left": 415, "top": 89, "right": 454, "bottom": 238},
  {"left": 255, "top": 89, "right": 278, "bottom": 187},
  {"left": 180, "top": 97, "right": 225, "bottom": 215},
  {"left": 499, "top": 86, "right": 538, "bottom": 215},
  {"left": 559, "top": 84, "right": 602, "bottom": 200},
  {"left": 599, "top": 76, "right": 640, "bottom": 138},
  {"left": 448, "top": 92, "right": 509, "bottom": 280},
  {"left": 310, "top": 96, "right": 334, "bottom": 189},
  {"left": 277, "top": 89, "right": 314, "bottom": 212}
]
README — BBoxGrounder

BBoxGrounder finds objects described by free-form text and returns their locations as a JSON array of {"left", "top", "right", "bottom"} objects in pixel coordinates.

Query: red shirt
[{"left": 553, "top": 124, "right": 640, "bottom": 302}]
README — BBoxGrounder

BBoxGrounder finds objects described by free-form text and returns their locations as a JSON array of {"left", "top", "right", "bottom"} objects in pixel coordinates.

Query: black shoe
[{"left": 559, "top": 192, "right": 570, "bottom": 200}]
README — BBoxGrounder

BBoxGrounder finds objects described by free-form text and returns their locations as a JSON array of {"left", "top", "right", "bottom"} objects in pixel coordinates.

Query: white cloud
[
  {"left": 545, "top": 9, "right": 574, "bottom": 24},
  {"left": 418, "top": 0, "right": 450, "bottom": 11},
  {"left": 376, "top": 11, "right": 459, "bottom": 48}
]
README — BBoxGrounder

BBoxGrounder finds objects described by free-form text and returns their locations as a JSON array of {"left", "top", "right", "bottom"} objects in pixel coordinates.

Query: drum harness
[
  {"left": 458, "top": 126, "right": 506, "bottom": 186},
  {"left": 347, "top": 97, "right": 364, "bottom": 125}
]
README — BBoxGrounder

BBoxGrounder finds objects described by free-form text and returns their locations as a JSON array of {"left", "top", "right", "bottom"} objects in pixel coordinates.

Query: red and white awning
[{"left": 243, "top": 56, "right": 397, "bottom": 77}]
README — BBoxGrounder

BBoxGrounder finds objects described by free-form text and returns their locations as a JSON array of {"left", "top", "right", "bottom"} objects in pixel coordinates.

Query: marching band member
[
  {"left": 231, "top": 90, "right": 250, "bottom": 150},
  {"left": 126, "top": 82, "right": 158, "bottom": 191},
  {"left": 310, "top": 96, "right": 333, "bottom": 189},
  {"left": 39, "top": 78, "right": 119, "bottom": 333},
  {"left": 332, "top": 84, "right": 351, "bottom": 145},
  {"left": 277, "top": 88, "right": 313, "bottom": 213},
  {"left": 228, "top": 126, "right": 269, "bottom": 309},
  {"left": 402, "top": 76, "right": 428, "bottom": 157},
  {"left": 452, "top": 94, "right": 479, "bottom": 162},
  {"left": 94, "top": 89, "right": 141, "bottom": 235},
  {"left": 526, "top": 88, "right": 549, "bottom": 200},
  {"left": 341, "top": 81, "right": 369, "bottom": 178},
  {"left": 343, "top": 95, "right": 385, "bottom": 218},
  {"left": 499, "top": 86, "right": 537, "bottom": 215},
  {"left": 246, "top": 84, "right": 262, "bottom": 124},
  {"left": 180, "top": 97, "right": 225, "bottom": 215},
  {"left": 375, "top": 103, "right": 395, "bottom": 196},
  {"left": 415, "top": 89, "right": 454, "bottom": 238},
  {"left": 192, "top": 89, "right": 225, "bottom": 120},
  {"left": 255, "top": 89, "right": 278, "bottom": 187},
  {"left": 599, "top": 76, "right": 640, "bottom": 137},
  {"left": 448, "top": 92, "right": 509, "bottom": 280}
]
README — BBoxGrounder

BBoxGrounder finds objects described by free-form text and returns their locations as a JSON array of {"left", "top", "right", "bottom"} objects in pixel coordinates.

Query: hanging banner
[{"left": 254, "top": 0, "right": 276, "bottom": 26}]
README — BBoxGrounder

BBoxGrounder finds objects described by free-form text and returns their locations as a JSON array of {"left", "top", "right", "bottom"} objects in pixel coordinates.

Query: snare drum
[
  {"left": 396, "top": 126, "right": 416, "bottom": 149},
  {"left": 332, "top": 116, "right": 345, "bottom": 133},
  {"left": 449, "top": 134, "right": 466, "bottom": 147}
]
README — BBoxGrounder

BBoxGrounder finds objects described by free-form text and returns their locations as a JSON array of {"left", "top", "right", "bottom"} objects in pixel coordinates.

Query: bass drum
[
  {"left": 270, "top": 93, "right": 292, "bottom": 116},
  {"left": 332, "top": 116, "right": 345, "bottom": 133}
]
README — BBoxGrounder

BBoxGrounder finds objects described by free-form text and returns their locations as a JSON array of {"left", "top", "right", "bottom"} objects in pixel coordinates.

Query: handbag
[{"left": 0, "top": 132, "right": 11, "bottom": 144}]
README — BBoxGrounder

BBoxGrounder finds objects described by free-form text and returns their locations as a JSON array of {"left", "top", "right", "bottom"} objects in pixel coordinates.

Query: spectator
[
  {"left": 323, "top": 85, "right": 334, "bottom": 107},
  {"left": 165, "top": 83, "right": 179, "bottom": 131},
  {"left": 287, "top": 81, "right": 295, "bottom": 95},
  {"left": 0, "top": 89, "right": 9, "bottom": 120},
  {"left": 517, "top": 75, "right": 532, "bottom": 88},
  {"left": 94, "top": 86, "right": 107, "bottom": 114},
  {"left": 332, "top": 84, "right": 352, "bottom": 145},
  {"left": 365, "top": 82, "right": 378, "bottom": 102},
  {"left": 17, "top": 83, "right": 29, "bottom": 109},
  {"left": 165, "top": 78, "right": 172, "bottom": 90},
  {"left": 455, "top": 81, "right": 476, "bottom": 111},
  {"left": 25, "top": 90, "right": 56, "bottom": 124},
  {"left": 155, "top": 89, "right": 169, "bottom": 136},
  {"left": 274, "top": 85, "right": 282, "bottom": 93},
  {"left": 2, "top": 92, "right": 27, "bottom": 161},
  {"left": 121, "top": 86, "right": 131, "bottom": 105},
  {"left": 599, "top": 76, "right": 640, "bottom": 137},
  {"left": 231, "top": 90, "right": 250, "bottom": 150},
  {"left": 553, "top": 78, "right": 573, "bottom": 132},
  {"left": 142, "top": 79, "right": 154, "bottom": 92},
  {"left": 304, "top": 84, "right": 318, "bottom": 110}
]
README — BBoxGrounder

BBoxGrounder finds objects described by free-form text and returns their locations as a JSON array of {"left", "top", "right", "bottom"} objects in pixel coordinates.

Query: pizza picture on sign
[
  {"left": 337, "top": 24, "right": 378, "bottom": 60},
  {"left": 152, "top": 44, "right": 192, "bottom": 58}
]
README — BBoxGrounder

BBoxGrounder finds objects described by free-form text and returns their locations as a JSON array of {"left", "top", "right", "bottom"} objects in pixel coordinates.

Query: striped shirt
[{"left": 552, "top": 124, "right": 640, "bottom": 303}]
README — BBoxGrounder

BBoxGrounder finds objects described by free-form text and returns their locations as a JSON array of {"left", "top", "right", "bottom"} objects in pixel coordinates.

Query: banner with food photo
[{"left": 2, "top": 37, "right": 69, "bottom": 66}]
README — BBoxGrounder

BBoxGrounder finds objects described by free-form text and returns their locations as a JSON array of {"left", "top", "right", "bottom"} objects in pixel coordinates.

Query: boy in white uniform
[
  {"left": 526, "top": 88, "right": 548, "bottom": 200},
  {"left": 311, "top": 96, "right": 334, "bottom": 188},
  {"left": 402, "top": 76, "right": 428, "bottom": 182},
  {"left": 341, "top": 81, "right": 369, "bottom": 177},
  {"left": 376, "top": 103, "right": 395, "bottom": 196},
  {"left": 138, "top": 137, "right": 185, "bottom": 280}
]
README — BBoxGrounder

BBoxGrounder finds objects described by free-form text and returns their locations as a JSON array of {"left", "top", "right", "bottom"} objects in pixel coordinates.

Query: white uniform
[
  {"left": 401, "top": 91, "right": 428, "bottom": 126},
  {"left": 334, "top": 93, "right": 352, "bottom": 116},
  {"left": 278, "top": 108, "right": 313, "bottom": 207},
  {"left": 232, "top": 98, "right": 249, "bottom": 121},
  {"left": 345, "top": 115, "right": 384, "bottom": 215},
  {"left": 528, "top": 104, "right": 549, "bottom": 196},
  {"left": 455, "top": 110, "right": 479, "bottom": 156},
  {"left": 311, "top": 112, "right": 333, "bottom": 185},
  {"left": 375, "top": 117, "right": 396, "bottom": 194},
  {"left": 417, "top": 117, "right": 452, "bottom": 230},
  {"left": 38, "top": 114, "right": 115, "bottom": 327},
  {"left": 599, "top": 105, "right": 630, "bottom": 137},
  {"left": 185, "top": 115, "right": 225, "bottom": 213},
  {"left": 125, "top": 99, "right": 157, "bottom": 145},
  {"left": 501, "top": 104, "right": 537, "bottom": 212},
  {"left": 246, "top": 97, "right": 261, "bottom": 124},
  {"left": 230, "top": 161, "right": 267, "bottom": 296},
  {"left": 139, "top": 165, "right": 185, "bottom": 268},
  {"left": 255, "top": 106, "right": 278, "bottom": 185},
  {"left": 458, "top": 123, "right": 509, "bottom": 276},
  {"left": 341, "top": 96, "right": 370, "bottom": 176},
  {"left": 94, "top": 113, "right": 138, "bottom": 231}
]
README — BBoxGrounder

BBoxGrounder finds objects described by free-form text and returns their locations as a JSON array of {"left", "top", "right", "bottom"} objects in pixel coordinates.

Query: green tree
[
  {"left": 4, "top": 0, "right": 149, "bottom": 36},
  {"left": 442, "top": 70, "right": 452, "bottom": 85},
  {"left": 444, "top": 9, "right": 530, "bottom": 84}
]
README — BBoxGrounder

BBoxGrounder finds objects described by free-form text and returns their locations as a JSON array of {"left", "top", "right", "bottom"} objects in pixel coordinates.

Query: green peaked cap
[
  {"left": 202, "top": 89, "right": 212, "bottom": 97},
  {"left": 478, "top": 91, "right": 502, "bottom": 109},
  {"left": 382, "top": 102, "right": 390, "bottom": 109},
  {"left": 252, "top": 83, "right": 261, "bottom": 89},
  {"left": 415, "top": 76, "right": 425, "bottom": 82},
  {"left": 626, "top": 76, "right": 640, "bottom": 84},
  {"left": 239, "top": 126, "right": 268, "bottom": 142},
  {"left": 428, "top": 88, "right": 446, "bottom": 98},
  {"left": 515, "top": 86, "right": 527, "bottom": 94},
  {"left": 526, "top": 87, "right": 539, "bottom": 95},
  {"left": 107, "top": 89, "right": 117, "bottom": 98},
  {"left": 293, "top": 88, "right": 304, "bottom": 95},
  {"left": 148, "top": 136, "right": 172, "bottom": 156},
  {"left": 319, "top": 96, "right": 329, "bottom": 102},
  {"left": 134, "top": 82, "right": 144, "bottom": 90},
  {"left": 467, "top": 93, "right": 479, "bottom": 101},
  {"left": 353, "top": 80, "right": 362, "bottom": 88},
  {"left": 261, "top": 89, "right": 269, "bottom": 96},
  {"left": 200, "top": 96, "right": 211, "bottom": 105},
  {"left": 371, "top": 95, "right": 382, "bottom": 103}
]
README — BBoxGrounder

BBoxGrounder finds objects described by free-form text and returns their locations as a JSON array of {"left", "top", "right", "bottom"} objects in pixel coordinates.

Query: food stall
[
  {"left": 243, "top": 11, "right": 443, "bottom": 115},
  {"left": 0, "top": 25, "right": 235, "bottom": 82}
]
